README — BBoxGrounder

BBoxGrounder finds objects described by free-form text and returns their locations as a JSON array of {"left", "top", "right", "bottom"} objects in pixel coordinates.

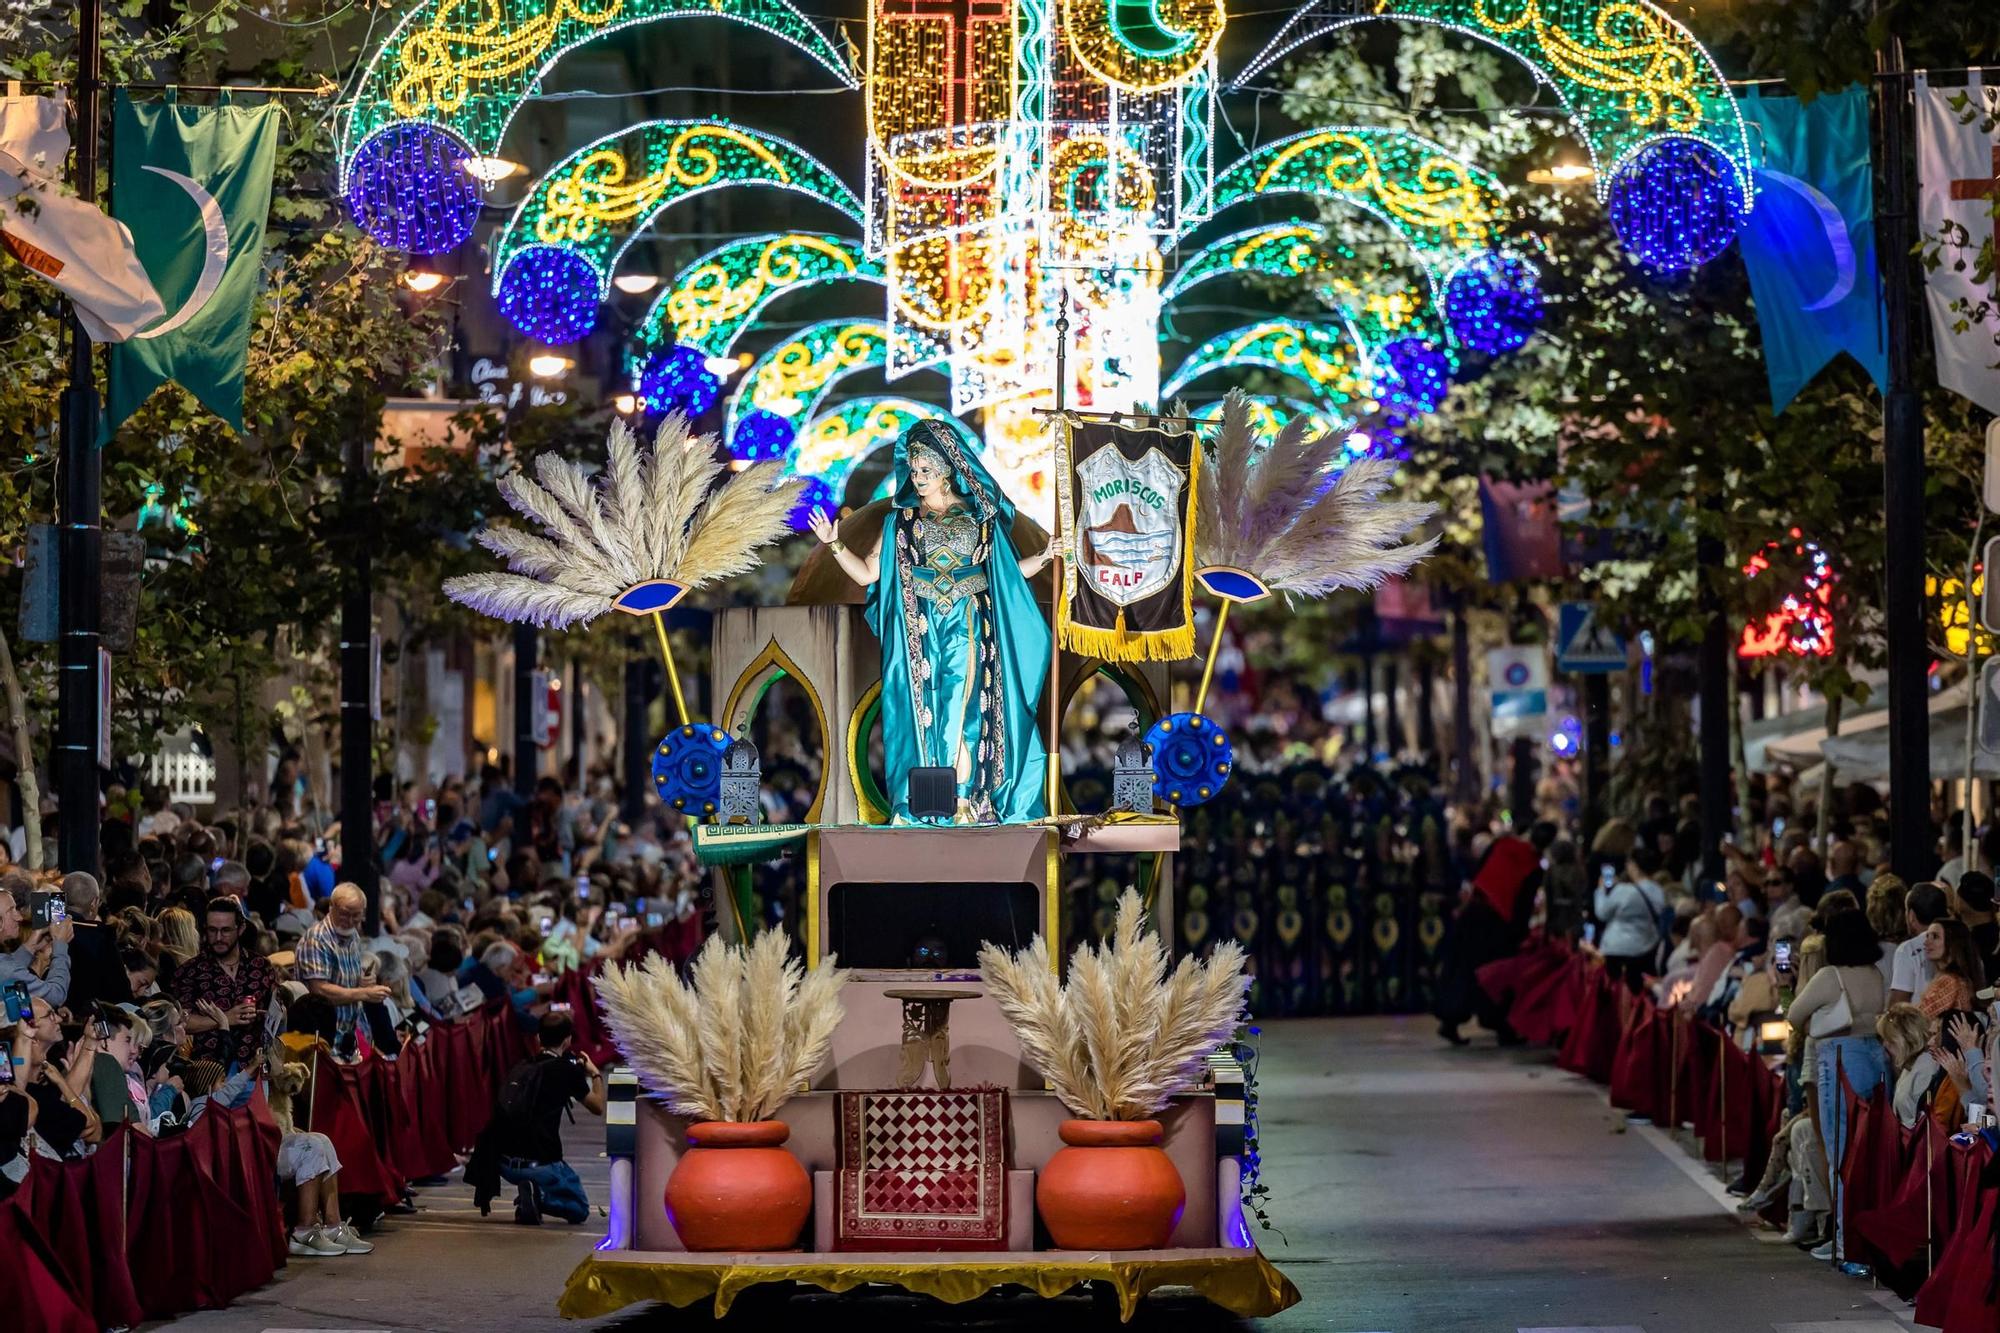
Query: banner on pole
[
  {"left": 1914, "top": 74, "right": 2000, "bottom": 414},
  {"left": 0, "top": 92, "right": 164, "bottom": 340},
  {"left": 1737, "top": 87, "right": 1889, "bottom": 412},
  {"left": 1055, "top": 416, "right": 1200, "bottom": 661},
  {"left": 102, "top": 91, "right": 279, "bottom": 439}
]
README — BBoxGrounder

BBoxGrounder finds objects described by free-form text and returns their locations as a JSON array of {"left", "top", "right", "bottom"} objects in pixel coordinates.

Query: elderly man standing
[{"left": 294, "top": 884, "right": 389, "bottom": 1054}]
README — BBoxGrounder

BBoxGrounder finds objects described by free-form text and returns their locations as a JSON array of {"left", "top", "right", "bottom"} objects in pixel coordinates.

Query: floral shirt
[{"left": 169, "top": 950, "right": 278, "bottom": 1070}]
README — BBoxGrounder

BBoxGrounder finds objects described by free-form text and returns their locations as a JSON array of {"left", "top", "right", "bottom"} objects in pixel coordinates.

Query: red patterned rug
[{"left": 836, "top": 1088, "right": 1008, "bottom": 1250}]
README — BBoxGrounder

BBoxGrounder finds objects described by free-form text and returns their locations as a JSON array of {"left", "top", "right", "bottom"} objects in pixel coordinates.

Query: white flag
[
  {"left": 1916, "top": 74, "right": 2000, "bottom": 413},
  {"left": 0, "top": 93, "right": 163, "bottom": 343}
]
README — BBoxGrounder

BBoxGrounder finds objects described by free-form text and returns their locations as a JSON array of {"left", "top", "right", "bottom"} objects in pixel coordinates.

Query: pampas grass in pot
[
  {"left": 593, "top": 930, "right": 846, "bottom": 1251},
  {"left": 979, "top": 889, "right": 1248, "bottom": 1251}
]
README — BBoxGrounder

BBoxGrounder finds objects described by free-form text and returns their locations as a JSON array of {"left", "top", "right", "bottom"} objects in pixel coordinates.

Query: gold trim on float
[
  {"left": 558, "top": 1248, "right": 1302, "bottom": 1320},
  {"left": 805, "top": 827, "right": 822, "bottom": 967},
  {"left": 1045, "top": 826, "right": 1061, "bottom": 974},
  {"left": 723, "top": 636, "right": 831, "bottom": 824},
  {"left": 846, "top": 680, "right": 890, "bottom": 825}
]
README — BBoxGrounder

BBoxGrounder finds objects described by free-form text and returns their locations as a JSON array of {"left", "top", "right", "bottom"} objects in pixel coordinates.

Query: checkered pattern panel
[{"left": 837, "top": 1089, "right": 1008, "bottom": 1249}]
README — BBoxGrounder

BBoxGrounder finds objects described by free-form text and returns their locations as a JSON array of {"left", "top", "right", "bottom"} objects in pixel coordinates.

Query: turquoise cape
[{"left": 864, "top": 422, "right": 1050, "bottom": 823}]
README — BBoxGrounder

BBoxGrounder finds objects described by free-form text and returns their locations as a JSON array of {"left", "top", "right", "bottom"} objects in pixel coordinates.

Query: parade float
[
  {"left": 362, "top": 0, "right": 1759, "bottom": 1312},
  {"left": 440, "top": 397, "right": 1434, "bottom": 1317}
]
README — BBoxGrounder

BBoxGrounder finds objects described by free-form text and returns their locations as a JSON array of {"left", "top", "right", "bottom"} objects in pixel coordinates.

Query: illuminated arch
[
  {"left": 1202, "top": 127, "right": 1509, "bottom": 272},
  {"left": 339, "top": 0, "right": 855, "bottom": 175},
  {"left": 1162, "top": 318, "right": 1373, "bottom": 407},
  {"left": 1165, "top": 222, "right": 1452, "bottom": 350},
  {"left": 1232, "top": 0, "right": 1754, "bottom": 210},
  {"left": 635, "top": 234, "right": 887, "bottom": 359},
  {"left": 726, "top": 319, "right": 949, "bottom": 445},
  {"left": 1187, "top": 394, "right": 1352, "bottom": 443}
]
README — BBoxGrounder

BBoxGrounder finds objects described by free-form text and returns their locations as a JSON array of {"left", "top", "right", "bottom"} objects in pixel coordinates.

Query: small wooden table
[{"left": 881, "top": 988, "right": 981, "bottom": 1089}]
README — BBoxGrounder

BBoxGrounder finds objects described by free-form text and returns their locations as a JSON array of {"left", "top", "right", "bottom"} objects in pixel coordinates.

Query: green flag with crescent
[{"left": 102, "top": 91, "right": 278, "bottom": 440}]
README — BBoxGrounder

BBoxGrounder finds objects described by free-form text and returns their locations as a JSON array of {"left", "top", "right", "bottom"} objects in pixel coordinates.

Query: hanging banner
[
  {"left": 1738, "top": 86, "right": 1889, "bottom": 412},
  {"left": 102, "top": 91, "right": 280, "bottom": 439},
  {"left": 1056, "top": 416, "right": 1200, "bottom": 661},
  {"left": 0, "top": 93, "right": 164, "bottom": 341},
  {"left": 1914, "top": 74, "right": 2000, "bottom": 414}
]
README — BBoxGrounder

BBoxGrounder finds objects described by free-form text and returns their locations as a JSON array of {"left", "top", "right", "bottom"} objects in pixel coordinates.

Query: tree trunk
[
  {"left": 1816, "top": 694, "right": 1842, "bottom": 856},
  {"left": 0, "top": 623, "right": 44, "bottom": 870}
]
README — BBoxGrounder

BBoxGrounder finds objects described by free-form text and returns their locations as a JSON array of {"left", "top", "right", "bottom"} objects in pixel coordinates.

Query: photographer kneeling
[{"left": 470, "top": 1011, "right": 604, "bottom": 1225}]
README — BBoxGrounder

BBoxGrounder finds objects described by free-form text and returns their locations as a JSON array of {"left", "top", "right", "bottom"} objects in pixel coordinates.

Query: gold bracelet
[{"left": 830, "top": 539, "right": 844, "bottom": 553}]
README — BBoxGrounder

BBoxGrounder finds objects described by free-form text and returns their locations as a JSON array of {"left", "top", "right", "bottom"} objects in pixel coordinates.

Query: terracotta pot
[
  {"left": 664, "top": 1120, "right": 810, "bottom": 1251},
  {"left": 1036, "top": 1119, "right": 1185, "bottom": 1250}
]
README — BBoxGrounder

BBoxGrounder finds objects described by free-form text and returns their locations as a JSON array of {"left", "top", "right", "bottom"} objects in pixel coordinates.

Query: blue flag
[{"left": 1739, "top": 87, "right": 1889, "bottom": 412}]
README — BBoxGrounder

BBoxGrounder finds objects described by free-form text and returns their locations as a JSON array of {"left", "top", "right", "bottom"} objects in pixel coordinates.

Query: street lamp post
[{"left": 56, "top": 0, "right": 105, "bottom": 874}]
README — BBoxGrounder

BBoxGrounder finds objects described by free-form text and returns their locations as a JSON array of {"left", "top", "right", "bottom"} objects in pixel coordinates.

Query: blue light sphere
[
  {"left": 732, "top": 410, "right": 794, "bottom": 463},
  {"left": 344, "top": 124, "right": 482, "bottom": 256},
  {"left": 1445, "top": 254, "right": 1544, "bottom": 356},
  {"left": 1378, "top": 338, "right": 1453, "bottom": 415},
  {"left": 789, "top": 475, "right": 833, "bottom": 532},
  {"left": 496, "top": 246, "right": 601, "bottom": 346},
  {"left": 639, "top": 345, "right": 722, "bottom": 418},
  {"left": 1607, "top": 138, "right": 1747, "bottom": 273}
]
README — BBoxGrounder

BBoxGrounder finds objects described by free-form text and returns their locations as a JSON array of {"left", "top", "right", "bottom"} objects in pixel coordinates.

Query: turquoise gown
[{"left": 864, "top": 422, "right": 1051, "bottom": 824}]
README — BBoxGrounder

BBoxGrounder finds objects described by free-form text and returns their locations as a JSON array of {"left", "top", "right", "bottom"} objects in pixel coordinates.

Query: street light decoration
[{"left": 340, "top": 0, "right": 1752, "bottom": 513}]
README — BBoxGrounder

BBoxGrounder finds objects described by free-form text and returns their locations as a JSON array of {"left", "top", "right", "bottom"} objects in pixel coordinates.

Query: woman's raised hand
[{"left": 807, "top": 508, "right": 839, "bottom": 546}]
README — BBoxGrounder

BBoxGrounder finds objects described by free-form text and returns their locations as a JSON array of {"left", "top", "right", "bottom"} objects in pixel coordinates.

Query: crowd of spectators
[
  {"left": 1446, "top": 771, "right": 2000, "bottom": 1286},
  {"left": 0, "top": 767, "right": 709, "bottom": 1282}
]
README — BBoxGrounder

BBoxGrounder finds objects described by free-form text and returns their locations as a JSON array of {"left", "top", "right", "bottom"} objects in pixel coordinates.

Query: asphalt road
[{"left": 156, "top": 1017, "right": 1924, "bottom": 1333}]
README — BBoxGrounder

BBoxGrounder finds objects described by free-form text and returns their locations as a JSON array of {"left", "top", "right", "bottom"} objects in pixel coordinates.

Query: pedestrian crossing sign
[{"left": 1557, "top": 602, "right": 1627, "bottom": 674}]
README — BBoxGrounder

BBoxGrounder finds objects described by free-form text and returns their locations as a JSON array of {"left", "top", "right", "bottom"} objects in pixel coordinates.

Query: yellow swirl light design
[
  {"left": 1060, "top": 0, "right": 1226, "bottom": 93},
  {"left": 1255, "top": 131, "right": 1494, "bottom": 247},
  {"left": 667, "top": 234, "right": 859, "bottom": 347},
  {"left": 1469, "top": 0, "right": 1702, "bottom": 133},
  {"left": 752, "top": 324, "right": 886, "bottom": 415},
  {"left": 534, "top": 126, "right": 793, "bottom": 246},
  {"left": 391, "top": 0, "right": 624, "bottom": 119},
  {"left": 1225, "top": 323, "right": 1365, "bottom": 399}
]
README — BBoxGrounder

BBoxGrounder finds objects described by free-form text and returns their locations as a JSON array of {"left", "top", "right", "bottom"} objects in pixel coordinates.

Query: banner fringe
[{"left": 1059, "top": 620, "right": 1196, "bottom": 662}]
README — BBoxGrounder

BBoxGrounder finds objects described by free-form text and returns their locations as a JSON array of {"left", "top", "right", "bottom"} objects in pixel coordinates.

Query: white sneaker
[
  {"left": 289, "top": 1227, "right": 346, "bottom": 1257},
  {"left": 1809, "top": 1239, "right": 1836, "bottom": 1262},
  {"left": 326, "top": 1221, "right": 374, "bottom": 1254}
]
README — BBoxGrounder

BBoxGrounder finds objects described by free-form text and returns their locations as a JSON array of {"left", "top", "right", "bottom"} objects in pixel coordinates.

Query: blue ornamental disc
[
  {"left": 1144, "top": 711, "right": 1234, "bottom": 808},
  {"left": 651, "top": 723, "right": 731, "bottom": 815}
]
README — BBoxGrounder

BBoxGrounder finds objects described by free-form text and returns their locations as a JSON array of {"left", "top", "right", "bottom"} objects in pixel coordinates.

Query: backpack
[{"left": 497, "top": 1055, "right": 556, "bottom": 1128}]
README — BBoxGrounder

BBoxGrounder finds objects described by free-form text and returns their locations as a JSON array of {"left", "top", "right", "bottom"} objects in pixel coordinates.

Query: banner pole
[
  {"left": 651, "top": 611, "right": 690, "bottom": 727},
  {"left": 1046, "top": 284, "right": 1069, "bottom": 818}
]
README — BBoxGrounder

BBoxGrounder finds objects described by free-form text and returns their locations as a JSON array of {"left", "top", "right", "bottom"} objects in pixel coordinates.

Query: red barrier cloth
[
  {"left": 1508, "top": 943, "right": 1582, "bottom": 1045},
  {"left": 0, "top": 1169, "right": 97, "bottom": 1333},
  {"left": 3, "top": 1144, "right": 128, "bottom": 1333},
  {"left": 309, "top": 1056, "right": 404, "bottom": 1206},
  {"left": 1915, "top": 1139, "right": 2000, "bottom": 1332},
  {"left": 1609, "top": 1002, "right": 1669, "bottom": 1123},
  {"left": 1557, "top": 966, "right": 1621, "bottom": 1081}
]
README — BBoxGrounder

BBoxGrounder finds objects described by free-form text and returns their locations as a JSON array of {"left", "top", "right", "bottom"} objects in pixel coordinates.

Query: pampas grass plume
[
  {"left": 593, "top": 931, "right": 846, "bottom": 1122},
  {"left": 980, "top": 889, "right": 1246, "bottom": 1119}
]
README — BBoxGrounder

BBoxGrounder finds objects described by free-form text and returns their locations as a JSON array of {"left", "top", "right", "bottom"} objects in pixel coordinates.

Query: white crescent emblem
[
  {"left": 1755, "top": 166, "right": 1857, "bottom": 313},
  {"left": 138, "top": 165, "right": 229, "bottom": 340}
]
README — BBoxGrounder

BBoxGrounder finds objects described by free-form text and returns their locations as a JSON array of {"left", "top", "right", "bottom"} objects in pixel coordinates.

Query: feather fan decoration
[
  {"left": 1195, "top": 389, "right": 1438, "bottom": 598},
  {"left": 979, "top": 889, "right": 1246, "bottom": 1120},
  {"left": 592, "top": 931, "right": 846, "bottom": 1122},
  {"left": 444, "top": 413, "right": 802, "bottom": 629}
]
